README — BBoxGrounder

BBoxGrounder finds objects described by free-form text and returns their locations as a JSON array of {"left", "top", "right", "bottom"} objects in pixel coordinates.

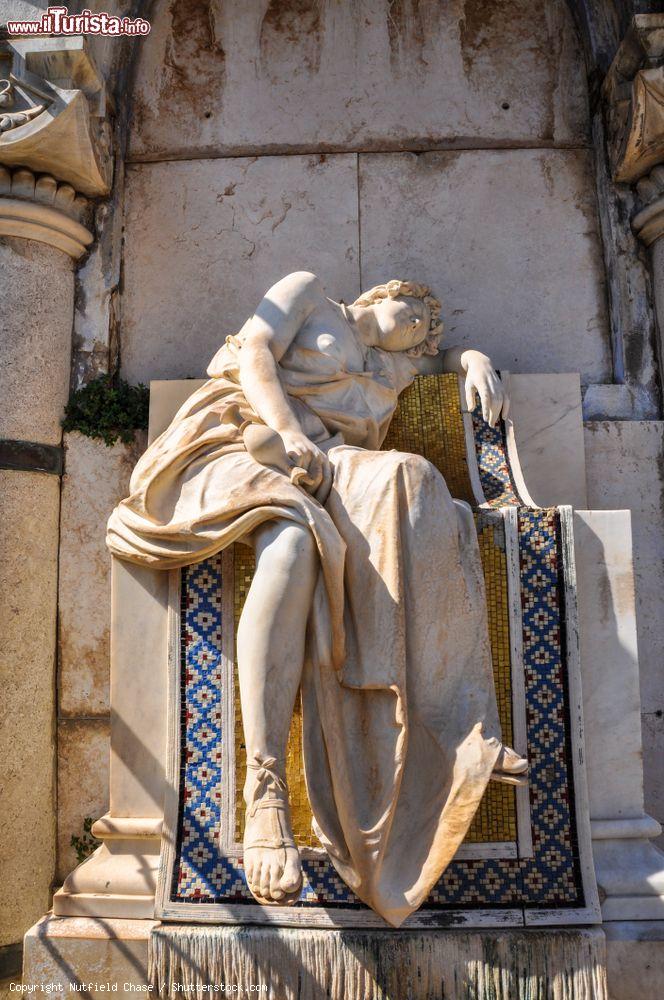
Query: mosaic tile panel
[
  {"left": 467, "top": 515, "right": 516, "bottom": 844},
  {"left": 471, "top": 400, "right": 521, "bottom": 507},
  {"left": 383, "top": 373, "right": 475, "bottom": 504},
  {"left": 171, "top": 508, "right": 583, "bottom": 911},
  {"left": 167, "top": 375, "right": 585, "bottom": 915}
]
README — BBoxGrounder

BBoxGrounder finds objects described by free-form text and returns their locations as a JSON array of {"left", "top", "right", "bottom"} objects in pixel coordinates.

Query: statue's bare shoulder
[
  {"left": 245, "top": 271, "right": 360, "bottom": 367},
  {"left": 239, "top": 271, "right": 329, "bottom": 361},
  {"left": 263, "top": 270, "right": 326, "bottom": 314}
]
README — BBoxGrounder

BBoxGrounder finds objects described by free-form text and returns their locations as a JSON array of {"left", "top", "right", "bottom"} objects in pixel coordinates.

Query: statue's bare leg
[{"left": 236, "top": 518, "right": 318, "bottom": 904}]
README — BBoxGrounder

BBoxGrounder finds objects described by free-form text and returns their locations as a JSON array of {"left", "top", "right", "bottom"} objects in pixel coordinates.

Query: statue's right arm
[{"left": 237, "top": 271, "right": 331, "bottom": 493}]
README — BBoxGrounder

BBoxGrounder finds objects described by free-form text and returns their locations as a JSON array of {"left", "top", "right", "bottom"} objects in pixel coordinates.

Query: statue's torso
[
  {"left": 209, "top": 293, "right": 417, "bottom": 451},
  {"left": 281, "top": 297, "right": 366, "bottom": 373}
]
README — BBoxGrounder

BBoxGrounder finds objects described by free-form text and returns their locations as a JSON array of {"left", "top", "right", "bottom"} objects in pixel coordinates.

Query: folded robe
[{"left": 107, "top": 334, "right": 502, "bottom": 926}]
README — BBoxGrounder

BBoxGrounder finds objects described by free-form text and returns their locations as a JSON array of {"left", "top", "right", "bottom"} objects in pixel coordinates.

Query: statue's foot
[
  {"left": 490, "top": 745, "right": 529, "bottom": 787},
  {"left": 241, "top": 756, "right": 303, "bottom": 906}
]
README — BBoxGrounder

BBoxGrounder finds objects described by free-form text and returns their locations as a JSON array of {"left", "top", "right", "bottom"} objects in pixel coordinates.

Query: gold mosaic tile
[
  {"left": 465, "top": 516, "right": 517, "bottom": 843},
  {"left": 382, "top": 373, "right": 475, "bottom": 504}
]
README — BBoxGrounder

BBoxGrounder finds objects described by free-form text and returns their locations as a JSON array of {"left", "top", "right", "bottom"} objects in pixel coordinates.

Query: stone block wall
[{"left": 120, "top": 1, "right": 611, "bottom": 387}]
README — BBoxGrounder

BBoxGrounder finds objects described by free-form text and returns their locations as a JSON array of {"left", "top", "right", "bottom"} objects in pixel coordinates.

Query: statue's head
[{"left": 352, "top": 280, "right": 443, "bottom": 357}]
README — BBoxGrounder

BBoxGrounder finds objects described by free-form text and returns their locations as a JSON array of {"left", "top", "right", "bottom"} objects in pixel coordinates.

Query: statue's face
[{"left": 372, "top": 295, "right": 431, "bottom": 352}]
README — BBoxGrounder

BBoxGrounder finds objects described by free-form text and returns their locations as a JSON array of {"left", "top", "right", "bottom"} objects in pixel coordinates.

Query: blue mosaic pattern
[
  {"left": 170, "top": 509, "right": 583, "bottom": 911},
  {"left": 471, "top": 402, "right": 521, "bottom": 507},
  {"left": 173, "top": 555, "right": 364, "bottom": 907}
]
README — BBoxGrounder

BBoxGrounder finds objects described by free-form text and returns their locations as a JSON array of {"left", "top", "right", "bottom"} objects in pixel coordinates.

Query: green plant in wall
[
  {"left": 71, "top": 816, "right": 101, "bottom": 864},
  {"left": 63, "top": 374, "right": 149, "bottom": 447}
]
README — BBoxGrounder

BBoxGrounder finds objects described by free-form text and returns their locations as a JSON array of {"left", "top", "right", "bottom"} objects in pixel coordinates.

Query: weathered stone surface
[
  {"left": 71, "top": 196, "right": 122, "bottom": 387},
  {"left": 0, "top": 36, "right": 111, "bottom": 197},
  {"left": 0, "top": 977, "right": 17, "bottom": 1000},
  {"left": 584, "top": 420, "right": 664, "bottom": 847},
  {"left": 59, "top": 432, "right": 146, "bottom": 717},
  {"left": 642, "top": 709, "right": 664, "bottom": 851},
  {"left": 583, "top": 383, "right": 659, "bottom": 421},
  {"left": 57, "top": 719, "right": 110, "bottom": 882},
  {"left": 591, "top": 113, "right": 659, "bottom": 415},
  {"left": 0, "top": 471, "right": 59, "bottom": 948},
  {"left": 23, "top": 915, "right": 154, "bottom": 990},
  {"left": 128, "top": 0, "right": 588, "bottom": 161},
  {"left": 121, "top": 155, "right": 360, "bottom": 383},
  {"left": 359, "top": 149, "right": 611, "bottom": 384},
  {"left": 507, "top": 373, "right": 587, "bottom": 509},
  {"left": 605, "top": 921, "right": 664, "bottom": 1000},
  {"left": 0, "top": 237, "right": 73, "bottom": 445},
  {"left": 575, "top": 511, "right": 643, "bottom": 822}
]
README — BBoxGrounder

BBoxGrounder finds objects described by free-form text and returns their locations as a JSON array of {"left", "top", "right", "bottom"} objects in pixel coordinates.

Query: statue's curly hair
[{"left": 352, "top": 279, "right": 444, "bottom": 357}]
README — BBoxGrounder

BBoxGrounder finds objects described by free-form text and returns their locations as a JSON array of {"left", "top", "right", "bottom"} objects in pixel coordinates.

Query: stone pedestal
[
  {"left": 23, "top": 916, "right": 155, "bottom": 991},
  {"left": 40, "top": 374, "right": 663, "bottom": 1000},
  {"left": 53, "top": 561, "right": 169, "bottom": 918},
  {"left": 23, "top": 919, "right": 608, "bottom": 1000},
  {"left": 575, "top": 510, "right": 664, "bottom": 921},
  {"left": 604, "top": 921, "right": 664, "bottom": 999}
]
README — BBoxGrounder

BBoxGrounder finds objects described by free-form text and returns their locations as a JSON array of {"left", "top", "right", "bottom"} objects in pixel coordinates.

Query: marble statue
[{"left": 107, "top": 272, "right": 528, "bottom": 927}]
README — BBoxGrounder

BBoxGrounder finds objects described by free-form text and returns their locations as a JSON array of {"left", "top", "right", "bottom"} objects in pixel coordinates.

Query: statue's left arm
[{"left": 411, "top": 346, "right": 509, "bottom": 427}]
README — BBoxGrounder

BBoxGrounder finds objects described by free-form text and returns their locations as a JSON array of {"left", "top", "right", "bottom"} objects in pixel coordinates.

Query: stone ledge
[{"left": 24, "top": 918, "right": 609, "bottom": 1000}]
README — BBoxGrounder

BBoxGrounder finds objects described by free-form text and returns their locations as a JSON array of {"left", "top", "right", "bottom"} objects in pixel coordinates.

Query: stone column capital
[
  {"left": 603, "top": 14, "right": 664, "bottom": 186},
  {"left": 0, "top": 164, "right": 92, "bottom": 258},
  {"left": 632, "top": 166, "right": 664, "bottom": 245},
  {"left": 0, "top": 34, "right": 111, "bottom": 197}
]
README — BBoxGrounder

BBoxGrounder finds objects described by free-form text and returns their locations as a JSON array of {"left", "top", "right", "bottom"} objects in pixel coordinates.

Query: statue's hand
[
  {"left": 279, "top": 429, "right": 333, "bottom": 503},
  {"left": 462, "top": 351, "right": 510, "bottom": 428}
]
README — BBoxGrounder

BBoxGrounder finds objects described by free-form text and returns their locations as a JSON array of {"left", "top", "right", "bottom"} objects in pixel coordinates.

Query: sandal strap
[
  {"left": 246, "top": 755, "right": 286, "bottom": 785},
  {"left": 248, "top": 798, "right": 291, "bottom": 819},
  {"left": 246, "top": 756, "right": 289, "bottom": 814},
  {"left": 244, "top": 836, "right": 297, "bottom": 850},
  {"left": 250, "top": 798, "right": 289, "bottom": 810}
]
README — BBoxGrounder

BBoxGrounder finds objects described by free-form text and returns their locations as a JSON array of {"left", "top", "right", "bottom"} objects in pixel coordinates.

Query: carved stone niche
[
  {"left": 603, "top": 14, "right": 664, "bottom": 185},
  {"left": 0, "top": 35, "right": 111, "bottom": 197}
]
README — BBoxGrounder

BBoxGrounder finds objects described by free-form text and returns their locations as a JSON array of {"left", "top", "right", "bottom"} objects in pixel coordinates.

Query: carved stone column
[
  {"left": 0, "top": 33, "right": 107, "bottom": 955},
  {"left": 633, "top": 169, "right": 664, "bottom": 358},
  {"left": 604, "top": 14, "right": 664, "bottom": 383},
  {"left": 594, "top": 14, "right": 664, "bottom": 922}
]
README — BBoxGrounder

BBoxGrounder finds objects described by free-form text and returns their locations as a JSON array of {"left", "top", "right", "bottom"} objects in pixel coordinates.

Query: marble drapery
[{"left": 107, "top": 336, "right": 502, "bottom": 926}]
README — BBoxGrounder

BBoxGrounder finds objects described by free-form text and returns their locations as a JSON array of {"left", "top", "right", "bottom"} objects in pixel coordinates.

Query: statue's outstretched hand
[{"left": 462, "top": 351, "right": 510, "bottom": 428}]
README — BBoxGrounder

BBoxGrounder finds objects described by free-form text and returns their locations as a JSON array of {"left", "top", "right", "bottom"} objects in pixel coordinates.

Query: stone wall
[
  {"left": 120, "top": 0, "right": 612, "bottom": 387},
  {"left": 55, "top": 432, "right": 144, "bottom": 880}
]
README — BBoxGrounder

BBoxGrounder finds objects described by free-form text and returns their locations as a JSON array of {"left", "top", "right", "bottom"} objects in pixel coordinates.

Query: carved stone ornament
[
  {"left": 603, "top": 14, "right": 664, "bottom": 185},
  {"left": 0, "top": 35, "right": 111, "bottom": 196},
  {"left": 0, "top": 164, "right": 92, "bottom": 258},
  {"left": 631, "top": 164, "right": 664, "bottom": 245}
]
